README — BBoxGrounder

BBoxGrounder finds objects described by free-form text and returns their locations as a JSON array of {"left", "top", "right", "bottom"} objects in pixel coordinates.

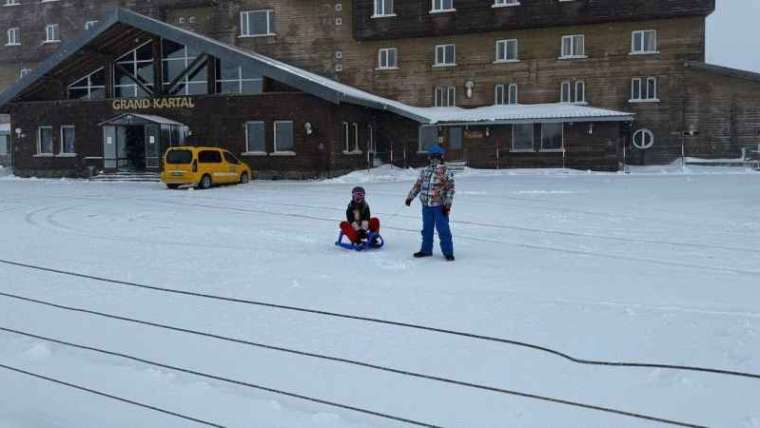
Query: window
[
  {"left": 223, "top": 151, "right": 240, "bottom": 165},
  {"left": 166, "top": 149, "right": 193, "bottom": 164},
  {"left": 512, "top": 124, "right": 534, "bottom": 151},
  {"left": 541, "top": 123, "right": 563, "bottom": 151},
  {"left": 631, "top": 77, "right": 658, "bottom": 102},
  {"left": 431, "top": 0, "right": 454, "bottom": 12},
  {"left": 493, "top": 0, "right": 520, "bottom": 6},
  {"left": 560, "top": 80, "right": 585, "bottom": 103},
  {"left": 19, "top": 68, "right": 31, "bottom": 79},
  {"left": 240, "top": 10, "right": 275, "bottom": 37},
  {"left": 6, "top": 27, "right": 20, "bottom": 46},
  {"left": 115, "top": 42, "right": 154, "bottom": 98},
  {"left": 216, "top": 60, "right": 263, "bottom": 95},
  {"left": 418, "top": 126, "right": 438, "bottom": 153},
  {"left": 198, "top": 150, "right": 223, "bottom": 163},
  {"left": 377, "top": 48, "right": 398, "bottom": 69},
  {"left": 449, "top": 127, "right": 463, "bottom": 150},
  {"left": 495, "top": 39, "right": 518, "bottom": 62},
  {"left": 245, "top": 121, "right": 266, "bottom": 153},
  {"left": 85, "top": 20, "right": 99, "bottom": 30},
  {"left": 162, "top": 39, "right": 207, "bottom": 96},
  {"left": 68, "top": 68, "right": 106, "bottom": 100},
  {"left": 560, "top": 34, "right": 585, "bottom": 58},
  {"left": 274, "top": 121, "right": 294, "bottom": 153},
  {"left": 632, "top": 129, "right": 655, "bottom": 149},
  {"left": 37, "top": 126, "right": 53, "bottom": 155},
  {"left": 0, "top": 135, "right": 9, "bottom": 156},
  {"left": 44, "top": 24, "right": 60, "bottom": 43},
  {"left": 373, "top": 0, "right": 394, "bottom": 17},
  {"left": 342, "top": 122, "right": 350, "bottom": 152},
  {"left": 434, "top": 86, "right": 455, "bottom": 107},
  {"left": 495, "top": 83, "right": 518, "bottom": 105},
  {"left": 60, "top": 126, "right": 75, "bottom": 154},
  {"left": 4, "top": 0, "right": 21, "bottom": 6},
  {"left": 631, "top": 30, "right": 657, "bottom": 54},
  {"left": 434, "top": 44, "right": 456, "bottom": 67}
]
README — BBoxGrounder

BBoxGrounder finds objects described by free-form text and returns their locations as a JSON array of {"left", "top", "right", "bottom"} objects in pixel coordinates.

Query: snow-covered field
[{"left": 1, "top": 166, "right": 759, "bottom": 428}]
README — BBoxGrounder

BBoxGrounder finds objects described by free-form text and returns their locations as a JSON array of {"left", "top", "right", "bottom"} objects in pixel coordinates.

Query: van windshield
[{"left": 166, "top": 149, "right": 193, "bottom": 164}]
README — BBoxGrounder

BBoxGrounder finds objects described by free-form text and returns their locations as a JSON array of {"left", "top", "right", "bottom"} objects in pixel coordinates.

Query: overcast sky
[{"left": 706, "top": 1, "right": 760, "bottom": 72}]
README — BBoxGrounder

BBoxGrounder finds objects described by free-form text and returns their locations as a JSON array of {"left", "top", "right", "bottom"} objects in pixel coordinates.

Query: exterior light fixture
[
  {"left": 588, "top": 123, "right": 594, "bottom": 135},
  {"left": 465, "top": 81, "right": 475, "bottom": 99},
  {"left": 305, "top": 122, "right": 313, "bottom": 135}
]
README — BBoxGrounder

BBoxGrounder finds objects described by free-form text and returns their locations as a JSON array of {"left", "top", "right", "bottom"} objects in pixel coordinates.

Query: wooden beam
[
  {"left": 114, "top": 62, "right": 155, "bottom": 97},
  {"left": 165, "top": 53, "right": 207, "bottom": 95}
]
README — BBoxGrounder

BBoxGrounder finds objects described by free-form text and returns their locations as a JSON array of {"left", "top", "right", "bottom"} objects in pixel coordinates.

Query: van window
[
  {"left": 166, "top": 149, "right": 193, "bottom": 164},
  {"left": 223, "top": 151, "right": 240, "bottom": 165},
  {"left": 198, "top": 150, "right": 222, "bottom": 163}
]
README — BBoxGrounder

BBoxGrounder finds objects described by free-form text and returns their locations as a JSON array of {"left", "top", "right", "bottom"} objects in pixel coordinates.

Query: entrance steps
[{"left": 89, "top": 171, "right": 160, "bottom": 183}]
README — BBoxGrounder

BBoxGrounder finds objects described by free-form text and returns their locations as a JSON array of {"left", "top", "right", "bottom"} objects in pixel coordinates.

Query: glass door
[
  {"left": 145, "top": 124, "right": 161, "bottom": 170},
  {"left": 103, "top": 126, "right": 117, "bottom": 170}
]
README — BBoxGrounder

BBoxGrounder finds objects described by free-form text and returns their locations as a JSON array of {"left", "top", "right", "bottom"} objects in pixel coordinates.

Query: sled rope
[
  {"left": 0, "top": 292, "right": 706, "bottom": 427},
  {"left": 0, "top": 362, "right": 224, "bottom": 427},
  {"left": 0, "top": 327, "right": 442, "bottom": 428},
  {"left": 1, "top": 257, "right": 759, "bottom": 383}
]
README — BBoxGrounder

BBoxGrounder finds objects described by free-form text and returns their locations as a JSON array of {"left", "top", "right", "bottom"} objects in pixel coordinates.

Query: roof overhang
[{"left": 412, "top": 103, "right": 635, "bottom": 126}]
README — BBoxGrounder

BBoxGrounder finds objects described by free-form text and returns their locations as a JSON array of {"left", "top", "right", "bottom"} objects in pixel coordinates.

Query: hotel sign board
[{"left": 112, "top": 97, "right": 196, "bottom": 111}]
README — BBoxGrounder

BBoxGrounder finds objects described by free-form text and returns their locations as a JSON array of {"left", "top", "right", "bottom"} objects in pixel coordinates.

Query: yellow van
[{"left": 160, "top": 146, "right": 253, "bottom": 189}]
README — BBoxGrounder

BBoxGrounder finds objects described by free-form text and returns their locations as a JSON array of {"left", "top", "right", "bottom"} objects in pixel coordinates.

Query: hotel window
[
  {"left": 68, "top": 68, "right": 105, "bottom": 100},
  {"left": 85, "top": 20, "right": 99, "bottom": 30},
  {"left": 341, "top": 122, "right": 361, "bottom": 153},
  {"left": 434, "top": 86, "right": 455, "bottom": 107},
  {"left": 373, "top": 0, "right": 393, "bottom": 17},
  {"left": 215, "top": 60, "right": 263, "bottom": 95},
  {"left": 115, "top": 42, "right": 154, "bottom": 98},
  {"left": 19, "top": 68, "right": 31, "bottom": 79},
  {"left": 162, "top": 39, "right": 207, "bottom": 96},
  {"left": 37, "top": 126, "right": 53, "bottom": 155},
  {"left": 512, "top": 124, "right": 534, "bottom": 152},
  {"left": 0, "top": 134, "right": 9, "bottom": 156},
  {"left": 4, "top": 0, "right": 21, "bottom": 6},
  {"left": 431, "top": 0, "right": 454, "bottom": 12},
  {"left": 633, "top": 129, "right": 655, "bottom": 149},
  {"left": 44, "top": 24, "right": 60, "bottom": 43},
  {"left": 377, "top": 48, "right": 398, "bottom": 69},
  {"left": 495, "top": 39, "right": 518, "bottom": 62},
  {"left": 240, "top": 10, "right": 275, "bottom": 37},
  {"left": 245, "top": 121, "right": 266, "bottom": 153},
  {"left": 274, "top": 121, "right": 294, "bottom": 153},
  {"left": 493, "top": 0, "right": 520, "bottom": 6},
  {"left": 631, "top": 30, "right": 657, "bottom": 54},
  {"left": 61, "top": 126, "right": 75, "bottom": 155},
  {"left": 560, "top": 34, "right": 585, "bottom": 58},
  {"left": 494, "top": 83, "right": 518, "bottom": 105},
  {"left": 6, "top": 28, "right": 19, "bottom": 46},
  {"left": 541, "top": 123, "right": 563, "bottom": 152},
  {"left": 418, "top": 126, "right": 438, "bottom": 153},
  {"left": 630, "top": 77, "right": 658, "bottom": 102},
  {"left": 560, "top": 80, "right": 585, "bottom": 103},
  {"left": 434, "top": 44, "right": 456, "bottom": 67}
]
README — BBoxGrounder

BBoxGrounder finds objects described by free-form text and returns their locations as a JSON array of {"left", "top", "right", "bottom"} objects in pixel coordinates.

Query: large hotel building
[{"left": 0, "top": 0, "right": 757, "bottom": 178}]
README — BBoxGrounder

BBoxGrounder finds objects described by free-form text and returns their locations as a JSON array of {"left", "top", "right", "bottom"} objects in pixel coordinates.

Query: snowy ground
[{"left": 1, "top": 165, "right": 759, "bottom": 428}]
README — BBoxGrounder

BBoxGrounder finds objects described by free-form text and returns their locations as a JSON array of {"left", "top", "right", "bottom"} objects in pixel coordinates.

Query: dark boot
[
  {"left": 445, "top": 254, "right": 455, "bottom": 262},
  {"left": 414, "top": 251, "right": 432, "bottom": 258}
]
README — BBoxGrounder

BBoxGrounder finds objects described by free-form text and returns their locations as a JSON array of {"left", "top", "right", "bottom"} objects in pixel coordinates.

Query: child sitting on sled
[{"left": 340, "top": 186, "right": 381, "bottom": 245}]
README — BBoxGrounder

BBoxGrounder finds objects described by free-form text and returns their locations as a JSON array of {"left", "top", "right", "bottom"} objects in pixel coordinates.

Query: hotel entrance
[{"left": 100, "top": 114, "right": 188, "bottom": 172}]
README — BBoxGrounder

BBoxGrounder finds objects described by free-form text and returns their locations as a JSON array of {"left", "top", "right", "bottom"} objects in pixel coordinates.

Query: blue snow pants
[{"left": 421, "top": 205, "right": 454, "bottom": 256}]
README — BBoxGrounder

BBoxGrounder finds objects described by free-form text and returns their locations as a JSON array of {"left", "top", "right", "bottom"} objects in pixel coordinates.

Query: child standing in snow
[{"left": 340, "top": 186, "right": 380, "bottom": 244}]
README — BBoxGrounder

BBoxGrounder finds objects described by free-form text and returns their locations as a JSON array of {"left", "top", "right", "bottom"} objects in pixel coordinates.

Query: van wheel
[
  {"left": 166, "top": 184, "right": 179, "bottom": 190},
  {"left": 240, "top": 172, "right": 250, "bottom": 184},
  {"left": 197, "top": 174, "right": 212, "bottom": 190}
]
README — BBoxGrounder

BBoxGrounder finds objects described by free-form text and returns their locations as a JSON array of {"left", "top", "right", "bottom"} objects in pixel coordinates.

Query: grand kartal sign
[{"left": 112, "top": 96, "right": 196, "bottom": 111}]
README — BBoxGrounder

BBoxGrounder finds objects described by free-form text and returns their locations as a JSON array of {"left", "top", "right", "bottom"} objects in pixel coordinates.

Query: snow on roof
[{"left": 408, "top": 103, "right": 635, "bottom": 125}]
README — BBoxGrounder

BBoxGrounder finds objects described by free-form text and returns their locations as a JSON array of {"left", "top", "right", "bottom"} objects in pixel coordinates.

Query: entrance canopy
[{"left": 99, "top": 113, "right": 186, "bottom": 127}]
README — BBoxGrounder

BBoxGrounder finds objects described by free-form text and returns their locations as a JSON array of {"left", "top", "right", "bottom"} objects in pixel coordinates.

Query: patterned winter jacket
[{"left": 407, "top": 163, "right": 455, "bottom": 208}]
